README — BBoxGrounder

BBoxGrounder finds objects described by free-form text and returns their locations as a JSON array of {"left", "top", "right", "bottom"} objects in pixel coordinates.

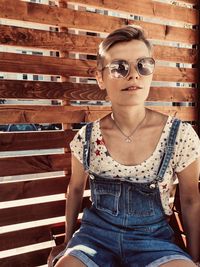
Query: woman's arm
[
  {"left": 64, "top": 154, "right": 88, "bottom": 243},
  {"left": 47, "top": 155, "right": 88, "bottom": 266},
  {"left": 176, "top": 158, "right": 200, "bottom": 262}
]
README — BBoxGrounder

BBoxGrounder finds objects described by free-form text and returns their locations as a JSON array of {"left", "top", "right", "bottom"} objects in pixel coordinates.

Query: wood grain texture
[
  {"left": 0, "top": 197, "right": 90, "bottom": 226},
  {"left": 0, "top": 80, "right": 105, "bottom": 101},
  {"left": 0, "top": 1, "right": 198, "bottom": 44},
  {"left": 0, "top": 225, "right": 52, "bottom": 251},
  {"left": 0, "top": 176, "right": 70, "bottom": 201},
  {"left": 0, "top": 104, "right": 111, "bottom": 124},
  {"left": 0, "top": 248, "right": 51, "bottom": 267},
  {"left": 0, "top": 52, "right": 96, "bottom": 77},
  {"left": 0, "top": 25, "right": 198, "bottom": 63},
  {"left": 0, "top": 200, "right": 65, "bottom": 226},
  {"left": 0, "top": 80, "right": 198, "bottom": 102},
  {"left": 0, "top": 24, "right": 101, "bottom": 54},
  {"left": 148, "top": 87, "right": 198, "bottom": 102},
  {"left": 0, "top": 130, "right": 75, "bottom": 152},
  {"left": 60, "top": 0, "right": 198, "bottom": 24},
  {"left": 0, "top": 153, "right": 71, "bottom": 176},
  {"left": 148, "top": 106, "right": 198, "bottom": 121}
]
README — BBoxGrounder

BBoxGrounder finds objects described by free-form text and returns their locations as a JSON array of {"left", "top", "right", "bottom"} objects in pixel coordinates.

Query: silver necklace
[{"left": 111, "top": 112, "right": 146, "bottom": 143}]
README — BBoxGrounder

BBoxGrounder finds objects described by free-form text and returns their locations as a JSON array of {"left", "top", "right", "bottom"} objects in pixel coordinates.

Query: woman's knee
[
  {"left": 54, "top": 254, "right": 87, "bottom": 267},
  {"left": 159, "top": 259, "right": 196, "bottom": 267}
]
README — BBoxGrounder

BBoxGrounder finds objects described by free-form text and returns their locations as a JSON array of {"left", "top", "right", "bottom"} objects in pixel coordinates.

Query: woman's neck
[{"left": 111, "top": 105, "right": 147, "bottom": 131}]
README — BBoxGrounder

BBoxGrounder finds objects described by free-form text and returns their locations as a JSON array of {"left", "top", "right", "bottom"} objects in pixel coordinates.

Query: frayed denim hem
[
  {"left": 67, "top": 250, "right": 99, "bottom": 267},
  {"left": 52, "top": 248, "right": 99, "bottom": 267}
]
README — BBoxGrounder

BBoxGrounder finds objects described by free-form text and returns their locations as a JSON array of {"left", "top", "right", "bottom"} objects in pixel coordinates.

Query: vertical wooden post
[{"left": 58, "top": 1, "right": 72, "bottom": 174}]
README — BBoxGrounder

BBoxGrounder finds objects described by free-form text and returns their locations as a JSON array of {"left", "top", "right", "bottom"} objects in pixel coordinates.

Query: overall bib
[{"left": 53, "top": 118, "right": 192, "bottom": 267}]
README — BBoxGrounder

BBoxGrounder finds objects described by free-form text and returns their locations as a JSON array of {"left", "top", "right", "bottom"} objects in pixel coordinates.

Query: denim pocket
[
  {"left": 94, "top": 181, "right": 121, "bottom": 216},
  {"left": 128, "top": 185, "right": 156, "bottom": 216}
]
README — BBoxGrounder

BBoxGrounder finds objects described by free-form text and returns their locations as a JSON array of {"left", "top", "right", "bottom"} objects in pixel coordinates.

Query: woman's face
[{"left": 96, "top": 40, "right": 154, "bottom": 107}]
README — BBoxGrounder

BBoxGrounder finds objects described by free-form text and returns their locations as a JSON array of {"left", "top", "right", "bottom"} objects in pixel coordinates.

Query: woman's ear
[{"left": 95, "top": 70, "right": 106, "bottom": 90}]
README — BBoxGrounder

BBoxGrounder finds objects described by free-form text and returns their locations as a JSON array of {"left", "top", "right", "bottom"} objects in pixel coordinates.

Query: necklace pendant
[{"left": 125, "top": 137, "right": 132, "bottom": 143}]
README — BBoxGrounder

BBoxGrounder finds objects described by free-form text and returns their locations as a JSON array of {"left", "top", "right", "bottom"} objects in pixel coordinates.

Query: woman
[{"left": 49, "top": 26, "right": 200, "bottom": 267}]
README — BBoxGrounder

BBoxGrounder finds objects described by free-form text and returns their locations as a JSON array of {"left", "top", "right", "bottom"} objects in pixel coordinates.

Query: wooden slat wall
[{"left": 0, "top": 0, "right": 199, "bottom": 266}]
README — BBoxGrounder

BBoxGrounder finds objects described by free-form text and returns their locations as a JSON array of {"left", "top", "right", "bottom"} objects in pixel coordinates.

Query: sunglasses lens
[
  {"left": 109, "top": 60, "right": 129, "bottom": 78},
  {"left": 137, "top": 58, "right": 155, "bottom": 76}
]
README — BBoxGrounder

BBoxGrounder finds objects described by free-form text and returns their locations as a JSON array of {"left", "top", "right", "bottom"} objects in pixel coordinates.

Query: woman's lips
[{"left": 121, "top": 86, "right": 142, "bottom": 91}]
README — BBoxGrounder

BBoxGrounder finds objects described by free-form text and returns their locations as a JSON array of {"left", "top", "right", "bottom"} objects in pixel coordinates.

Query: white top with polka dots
[{"left": 70, "top": 116, "right": 200, "bottom": 215}]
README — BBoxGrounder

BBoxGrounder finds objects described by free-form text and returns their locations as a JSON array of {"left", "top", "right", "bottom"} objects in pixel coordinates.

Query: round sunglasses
[{"left": 102, "top": 57, "right": 155, "bottom": 78}]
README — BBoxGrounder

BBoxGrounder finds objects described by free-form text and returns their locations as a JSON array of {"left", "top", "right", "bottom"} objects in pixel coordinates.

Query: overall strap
[
  {"left": 83, "top": 122, "right": 93, "bottom": 171},
  {"left": 156, "top": 118, "right": 181, "bottom": 183}
]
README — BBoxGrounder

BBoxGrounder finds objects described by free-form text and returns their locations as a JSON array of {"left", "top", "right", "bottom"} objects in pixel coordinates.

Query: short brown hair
[{"left": 97, "top": 26, "right": 152, "bottom": 71}]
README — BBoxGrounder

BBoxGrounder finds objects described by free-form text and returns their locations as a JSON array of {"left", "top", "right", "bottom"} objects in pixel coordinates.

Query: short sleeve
[
  {"left": 69, "top": 125, "right": 87, "bottom": 164},
  {"left": 173, "top": 122, "right": 200, "bottom": 173}
]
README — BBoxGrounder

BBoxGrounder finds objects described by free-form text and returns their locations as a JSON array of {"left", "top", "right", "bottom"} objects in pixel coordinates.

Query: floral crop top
[{"left": 70, "top": 116, "right": 200, "bottom": 215}]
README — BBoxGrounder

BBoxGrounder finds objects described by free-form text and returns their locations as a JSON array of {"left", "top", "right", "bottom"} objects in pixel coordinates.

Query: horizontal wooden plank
[
  {"left": 0, "top": 52, "right": 96, "bottom": 77},
  {"left": 0, "top": 80, "right": 105, "bottom": 101},
  {"left": 0, "top": 177, "right": 90, "bottom": 202},
  {"left": 0, "top": 52, "right": 198, "bottom": 82},
  {"left": 0, "top": 105, "right": 197, "bottom": 124},
  {"left": 153, "top": 45, "right": 198, "bottom": 64},
  {"left": 0, "top": 24, "right": 100, "bottom": 54},
  {"left": 0, "top": 225, "right": 52, "bottom": 251},
  {"left": 62, "top": 0, "right": 198, "bottom": 24},
  {"left": 0, "top": 197, "right": 91, "bottom": 226},
  {"left": 153, "top": 66, "right": 198, "bottom": 83},
  {"left": 0, "top": 176, "right": 70, "bottom": 201},
  {"left": 148, "top": 106, "right": 198, "bottom": 121},
  {"left": 0, "top": 248, "right": 51, "bottom": 267},
  {"left": 0, "top": 200, "right": 65, "bottom": 226},
  {"left": 0, "top": 130, "right": 75, "bottom": 151},
  {"left": 0, "top": 105, "right": 111, "bottom": 124},
  {"left": 0, "top": 153, "right": 71, "bottom": 176},
  {"left": 0, "top": 105, "right": 88, "bottom": 124},
  {"left": 0, "top": 1, "right": 198, "bottom": 44},
  {"left": 0, "top": 0, "right": 197, "bottom": 29},
  {"left": 148, "top": 87, "right": 198, "bottom": 102},
  {"left": 129, "top": 20, "right": 198, "bottom": 44},
  {"left": 0, "top": 80, "right": 198, "bottom": 102},
  {"left": 0, "top": 25, "right": 198, "bottom": 63}
]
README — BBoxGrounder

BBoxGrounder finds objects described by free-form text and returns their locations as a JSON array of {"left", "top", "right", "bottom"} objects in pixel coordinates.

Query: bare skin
[
  {"left": 55, "top": 255, "right": 86, "bottom": 267},
  {"left": 50, "top": 39, "right": 200, "bottom": 267},
  {"left": 160, "top": 260, "right": 197, "bottom": 267}
]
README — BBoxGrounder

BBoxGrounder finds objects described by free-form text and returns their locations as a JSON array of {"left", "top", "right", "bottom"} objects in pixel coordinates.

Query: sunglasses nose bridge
[{"left": 126, "top": 61, "right": 140, "bottom": 79}]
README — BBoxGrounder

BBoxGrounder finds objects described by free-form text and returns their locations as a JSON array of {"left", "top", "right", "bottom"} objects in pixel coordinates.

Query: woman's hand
[{"left": 47, "top": 243, "right": 66, "bottom": 267}]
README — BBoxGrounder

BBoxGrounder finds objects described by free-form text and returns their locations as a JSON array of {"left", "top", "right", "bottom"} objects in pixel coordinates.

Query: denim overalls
[{"left": 53, "top": 118, "right": 193, "bottom": 267}]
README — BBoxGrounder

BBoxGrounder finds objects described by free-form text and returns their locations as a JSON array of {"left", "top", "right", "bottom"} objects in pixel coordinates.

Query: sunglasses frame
[{"left": 102, "top": 57, "right": 155, "bottom": 78}]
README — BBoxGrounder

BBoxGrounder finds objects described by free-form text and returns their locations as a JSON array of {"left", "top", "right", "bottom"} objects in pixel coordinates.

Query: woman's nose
[{"left": 126, "top": 64, "right": 139, "bottom": 80}]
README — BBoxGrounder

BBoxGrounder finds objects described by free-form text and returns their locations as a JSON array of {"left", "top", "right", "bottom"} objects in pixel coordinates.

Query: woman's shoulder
[
  {"left": 72, "top": 120, "right": 100, "bottom": 140},
  {"left": 177, "top": 119, "right": 198, "bottom": 140},
  {"left": 69, "top": 120, "right": 101, "bottom": 162},
  {"left": 145, "top": 109, "right": 169, "bottom": 130}
]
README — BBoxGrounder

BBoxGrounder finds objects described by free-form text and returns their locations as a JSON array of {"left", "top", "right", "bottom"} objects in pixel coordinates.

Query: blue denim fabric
[{"left": 53, "top": 118, "right": 193, "bottom": 267}]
